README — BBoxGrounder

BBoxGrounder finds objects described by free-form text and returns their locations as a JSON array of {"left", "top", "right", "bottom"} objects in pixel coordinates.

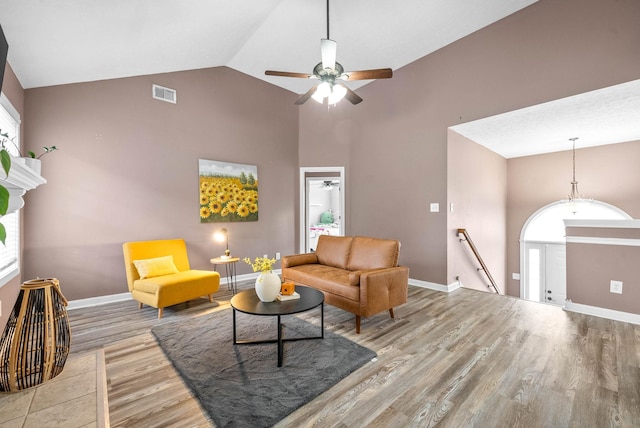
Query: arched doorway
[{"left": 519, "top": 200, "right": 631, "bottom": 305}]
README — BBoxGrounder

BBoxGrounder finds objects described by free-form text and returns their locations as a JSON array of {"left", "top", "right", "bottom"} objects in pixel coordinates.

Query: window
[
  {"left": 0, "top": 93, "right": 21, "bottom": 287},
  {"left": 523, "top": 200, "right": 630, "bottom": 243}
]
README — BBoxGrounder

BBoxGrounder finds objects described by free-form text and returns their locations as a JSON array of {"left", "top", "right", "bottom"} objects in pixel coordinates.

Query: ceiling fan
[
  {"left": 321, "top": 180, "right": 339, "bottom": 190},
  {"left": 265, "top": 0, "right": 393, "bottom": 106}
]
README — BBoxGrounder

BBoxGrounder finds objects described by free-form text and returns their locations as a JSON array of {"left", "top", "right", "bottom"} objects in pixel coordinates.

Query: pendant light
[{"left": 566, "top": 137, "right": 586, "bottom": 214}]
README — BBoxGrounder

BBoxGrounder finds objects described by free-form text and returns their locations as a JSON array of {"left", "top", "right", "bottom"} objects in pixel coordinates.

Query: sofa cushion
[
  {"left": 133, "top": 255, "right": 179, "bottom": 279},
  {"left": 315, "top": 235, "right": 353, "bottom": 269},
  {"left": 347, "top": 236, "right": 399, "bottom": 271},
  {"left": 284, "top": 264, "right": 360, "bottom": 301}
]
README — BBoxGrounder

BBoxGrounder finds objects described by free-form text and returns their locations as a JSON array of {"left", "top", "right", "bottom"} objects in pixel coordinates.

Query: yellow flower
[
  {"left": 210, "top": 201, "right": 222, "bottom": 213},
  {"left": 217, "top": 192, "right": 230, "bottom": 203},
  {"left": 226, "top": 201, "right": 238, "bottom": 213},
  {"left": 237, "top": 204, "right": 249, "bottom": 217},
  {"left": 200, "top": 206, "right": 211, "bottom": 219},
  {"left": 220, "top": 207, "right": 230, "bottom": 217},
  {"left": 199, "top": 194, "right": 209, "bottom": 205},
  {"left": 205, "top": 187, "right": 215, "bottom": 197},
  {"left": 234, "top": 193, "right": 244, "bottom": 203},
  {"left": 245, "top": 195, "right": 256, "bottom": 204},
  {"left": 249, "top": 203, "right": 258, "bottom": 213},
  {"left": 243, "top": 257, "right": 277, "bottom": 273}
]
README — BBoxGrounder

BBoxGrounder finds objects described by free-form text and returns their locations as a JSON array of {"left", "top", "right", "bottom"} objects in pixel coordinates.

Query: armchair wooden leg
[
  {"left": 158, "top": 308, "right": 163, "bottom": 319},
  {"left": 355, "top": 315, "right": 361, "bottom": 334},
  {"left": 138, "top": 302, "right": 143, "bottom": 309},
  {"left": 208, "top": 294, "right": 213, "bottom": 303},
  {"left": 389, "top": 308, "right": 395, "bottom": 319}
]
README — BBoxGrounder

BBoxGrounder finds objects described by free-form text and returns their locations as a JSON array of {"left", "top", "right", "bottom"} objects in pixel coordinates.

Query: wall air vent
[{"left": 152, "top": 84, "right": 177, "bottom": 104}]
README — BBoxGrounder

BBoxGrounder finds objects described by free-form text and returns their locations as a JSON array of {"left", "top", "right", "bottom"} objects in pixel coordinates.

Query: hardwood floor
[{"left": 67, "top": 284, "right": 640, "bottom": 427}]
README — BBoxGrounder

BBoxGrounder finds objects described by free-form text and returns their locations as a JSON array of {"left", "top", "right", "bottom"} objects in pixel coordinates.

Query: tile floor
[{"left": 0, "top": 350, "right": 109, "bottom": 428}]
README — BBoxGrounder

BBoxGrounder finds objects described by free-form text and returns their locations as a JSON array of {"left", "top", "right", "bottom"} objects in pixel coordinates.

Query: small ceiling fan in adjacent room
[{"left": 265, "top": 0, "right": 393, "bottom": 106}]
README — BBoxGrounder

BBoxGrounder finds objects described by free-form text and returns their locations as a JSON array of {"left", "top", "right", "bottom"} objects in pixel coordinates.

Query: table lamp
[{"left": 214, "top": 228, "right": 231, "bottom": 259}]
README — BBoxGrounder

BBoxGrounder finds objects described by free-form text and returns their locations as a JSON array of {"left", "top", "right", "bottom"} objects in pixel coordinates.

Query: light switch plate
[{"left": 430, "top": 203, "right": 439, "bottom": 212}]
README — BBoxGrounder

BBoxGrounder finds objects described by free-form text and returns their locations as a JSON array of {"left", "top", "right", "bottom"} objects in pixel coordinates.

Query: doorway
[
  {"left": 299, "top": 167, "right": 346, "bottom": 253},
  {"left": 520, "top": 200, "right": 631, "bottom": 305}
]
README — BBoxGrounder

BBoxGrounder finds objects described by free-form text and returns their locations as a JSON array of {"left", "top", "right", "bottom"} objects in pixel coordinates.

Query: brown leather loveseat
[{"left": 282, "top": 235, "right": 409, "bottom": 333}]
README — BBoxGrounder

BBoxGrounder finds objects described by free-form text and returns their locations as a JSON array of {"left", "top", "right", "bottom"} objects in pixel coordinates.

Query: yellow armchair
[{"left": 123, "top": 239, "right": 220, "bottom": 318}]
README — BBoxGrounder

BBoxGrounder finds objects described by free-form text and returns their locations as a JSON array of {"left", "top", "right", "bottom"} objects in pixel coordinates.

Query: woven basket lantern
[{"left": 0, "top": 278, "right": 71, "bottom": 392}]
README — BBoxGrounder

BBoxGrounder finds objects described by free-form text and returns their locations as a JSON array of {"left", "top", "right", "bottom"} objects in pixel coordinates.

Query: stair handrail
[{"left": 457, "top": 228, "right": 500, "bottom": 294}]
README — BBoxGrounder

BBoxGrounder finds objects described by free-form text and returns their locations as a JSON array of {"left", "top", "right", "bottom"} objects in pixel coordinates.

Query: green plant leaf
[
  {"left": 0, "top": 223, "right": 5, "bottom": 246},
  {"left": 28, "top": 151, "right": 36, "bottom": 158},
  {"left": 0, "top": 185, "right": 8, "bottom": 216},
  {"left": 0, "top": 149, "right": 11, "bottom": 178}
]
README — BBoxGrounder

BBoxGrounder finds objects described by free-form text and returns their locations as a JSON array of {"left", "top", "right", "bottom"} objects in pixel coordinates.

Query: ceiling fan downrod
[{"left": 326, "top": 0, "right": 330, "bottom": 40}]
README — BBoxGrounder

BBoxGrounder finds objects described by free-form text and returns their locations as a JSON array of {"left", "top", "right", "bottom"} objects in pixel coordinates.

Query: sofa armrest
[
  {"left": 282, "top": 253, "right": 318, "bottom": 268},
  {"left": 359, "top": 266, "right": 409, "bottom": 316}
]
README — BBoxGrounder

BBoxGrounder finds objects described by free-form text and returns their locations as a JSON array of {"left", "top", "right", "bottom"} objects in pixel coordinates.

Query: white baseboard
[
  {"left": 409, "top": 278, "right": 461, "bottom": 293},
  {"left": 563, "top": 300, "right": 640, "bottom": 325},
  {"left": 67, "top": 292, "right": 132, "bottom": 310}
]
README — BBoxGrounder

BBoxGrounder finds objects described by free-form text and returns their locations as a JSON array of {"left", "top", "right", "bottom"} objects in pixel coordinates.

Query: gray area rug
[{"left": 151, "top": 309, "right": 376, "bottom": 427}]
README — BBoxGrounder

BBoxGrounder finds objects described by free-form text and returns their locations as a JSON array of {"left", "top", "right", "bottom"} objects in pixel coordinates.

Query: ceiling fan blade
[
  {"left": 321, "top": 38, "right": 337, "bottom": 71},
  {"left": 343, "top": 86, "right": 363, "bottom": 105},
  {"left": 295, "top": 85, "right": 318, "bottom": 105},
  {"left": 341, "top": 68, "right": 393, "bottom": 81},
  {"left": 265, "top": 70, "right": 314, "bottom": 79}
]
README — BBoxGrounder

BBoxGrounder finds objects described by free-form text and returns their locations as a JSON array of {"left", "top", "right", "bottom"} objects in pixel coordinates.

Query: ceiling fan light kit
[{"left": 265, "top": 0, "right": 393, "bottom": 106}]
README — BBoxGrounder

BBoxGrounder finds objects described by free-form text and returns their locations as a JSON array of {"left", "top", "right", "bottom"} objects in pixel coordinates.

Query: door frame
[{"left": 299, "top": 167, "right": 345, "bottom": 253}]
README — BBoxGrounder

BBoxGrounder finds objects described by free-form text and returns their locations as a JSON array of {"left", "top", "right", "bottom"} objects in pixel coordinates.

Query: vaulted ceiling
[
  {"left": 2, "top": 0, "right": 638, "bottom": 157},
  {"left": 1, "top": 0, "right": 537, "bottom": 92}
]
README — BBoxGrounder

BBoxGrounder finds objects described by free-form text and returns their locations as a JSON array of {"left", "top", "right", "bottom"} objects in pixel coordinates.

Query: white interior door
[
  {"left": 522, "top": 242, "right": 566, "bottom": 306},
  {"left": 544, "top": 243, "right": 566, "bottom": 305}
]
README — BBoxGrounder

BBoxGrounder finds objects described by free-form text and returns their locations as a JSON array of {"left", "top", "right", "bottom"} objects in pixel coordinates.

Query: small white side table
[{"left": 210, "top": 257, "right": 240, "bottom": 294}]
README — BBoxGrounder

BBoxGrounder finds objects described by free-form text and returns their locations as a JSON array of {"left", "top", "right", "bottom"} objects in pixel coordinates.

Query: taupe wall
[
  {"left": 506, "top": 140, "right": 640, "bottom": 296},
  {"left": 565, "top": 223, "right": 640, "bottom": 314},
  {"left": 0, "top": 63, "right": 25, "bottom": 330},
  {"left": 447, "top": 130, "right": 506, "bottom": 292},
  {"left": 298, "top": 0, "right": 640, "bottom": 285},
  {"left": 22, "top": 67, "right": 299, "bottom": 301}
]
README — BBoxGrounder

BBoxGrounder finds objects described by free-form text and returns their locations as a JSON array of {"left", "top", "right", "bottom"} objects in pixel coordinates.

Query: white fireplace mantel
[{"left": 0, "top": 157, "right": 47, "bottom": 214}]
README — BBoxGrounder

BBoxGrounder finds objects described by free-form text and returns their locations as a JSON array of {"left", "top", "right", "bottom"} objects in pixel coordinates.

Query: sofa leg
[
  {"left": 208, "top": 294, "right": 213, "bottom": 303},
  {"left": 158, "top": 308, "right": 163, "bottom": 319},
  {"left": 355, "top": 315, "right": 361, "bottom": 334},
  {"left": 389, "top": 308, "right": 395, "bottom": 319},
  {"left": 138, "top": 302, "right": 143, "bottom": 310}
]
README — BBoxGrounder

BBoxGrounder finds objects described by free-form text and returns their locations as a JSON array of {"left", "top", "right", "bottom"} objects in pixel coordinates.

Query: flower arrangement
[{"left": 243, "top": 256, "right": 277, "bottom": 273}]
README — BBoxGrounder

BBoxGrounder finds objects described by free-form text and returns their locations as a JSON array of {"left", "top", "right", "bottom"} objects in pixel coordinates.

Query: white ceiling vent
[{"left": 152, "top": 84, "right": 176, "bottom": 104}]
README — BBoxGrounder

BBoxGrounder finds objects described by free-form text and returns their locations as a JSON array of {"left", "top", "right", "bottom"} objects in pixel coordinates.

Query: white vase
[{"left": 255, "top": 272, "right": 281, "bottom": 302}]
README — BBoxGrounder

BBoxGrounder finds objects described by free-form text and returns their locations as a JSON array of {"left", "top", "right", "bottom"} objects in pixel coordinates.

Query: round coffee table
[{"left": 230, "top": 285, "right": 324, "bottom": 367}]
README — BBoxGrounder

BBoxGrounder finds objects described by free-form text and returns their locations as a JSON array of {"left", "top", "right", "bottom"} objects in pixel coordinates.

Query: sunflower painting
[{"left": 198, "top": 159, "right": 259, "bottom": 223}]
